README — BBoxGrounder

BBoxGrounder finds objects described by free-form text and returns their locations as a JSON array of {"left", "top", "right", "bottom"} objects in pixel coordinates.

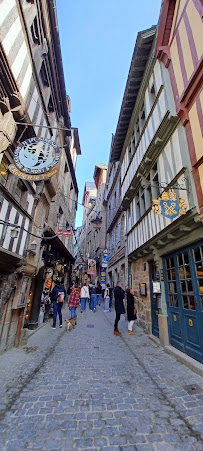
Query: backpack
[
  {"left": 105, "top": 288, "right": 109, "bottom": 298},
  {"left": 57, "top": 290, "right": 65, "bottom": 303}
]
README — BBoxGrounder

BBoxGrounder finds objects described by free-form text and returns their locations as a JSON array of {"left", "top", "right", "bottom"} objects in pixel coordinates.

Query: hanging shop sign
[
  {"left": 56, "top": 229, "right": 73, "bottom": 237},
  {"left": 87, "top": 259, "right": 97, "bottom": 275},
  {"left": 10, "top": 137, "right": 60, "bottom": 180},
  {"left": 100, "top": 268, "right": 106, "bottom": 286},
  {"left": 9, "top": 164, "right": 58, "bottom": 181},
  {"left": 152, "top": 190, "right": 187, "bottom": 219},
  {"left": 108, "top": 247, "right": 125, "bottom": 267}
]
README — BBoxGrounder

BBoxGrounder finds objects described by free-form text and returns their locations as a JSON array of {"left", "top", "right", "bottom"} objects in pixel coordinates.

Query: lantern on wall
[{"left": 91, "top": 216, "right": 102, "bottom": 230}]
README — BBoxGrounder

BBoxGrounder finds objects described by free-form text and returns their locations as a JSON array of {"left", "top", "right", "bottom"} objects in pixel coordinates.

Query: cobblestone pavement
[{"left": 0, "top": 303, "right": 203, "bottom": 451}]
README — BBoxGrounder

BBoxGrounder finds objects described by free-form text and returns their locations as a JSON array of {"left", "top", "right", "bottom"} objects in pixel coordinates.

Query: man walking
[
  {"left": 114, "top": 281, "right": 125, "bottom": 336},
  {"left": 50, "top": 279, "right": 66, "bottom": 329}
]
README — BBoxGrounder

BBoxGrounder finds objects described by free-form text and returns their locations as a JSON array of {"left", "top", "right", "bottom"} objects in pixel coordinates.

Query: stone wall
[{"left": 131, "top": 258, "right": 152, "bottom": 334}]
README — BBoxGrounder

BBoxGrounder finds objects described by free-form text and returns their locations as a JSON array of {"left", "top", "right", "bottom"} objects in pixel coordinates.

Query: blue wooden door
[
  {"left": 163, "top": 241, "right": 203, "bottom": 363},
  {"left": 149, "top": 261, "right": 159, "bottom": 338}
]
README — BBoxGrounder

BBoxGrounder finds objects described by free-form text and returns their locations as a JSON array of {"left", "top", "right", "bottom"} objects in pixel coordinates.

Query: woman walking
[
  {"left": 126, "top": 288, "right": 137, "bottom": 335},
  {"left": 68, "top": 283, "right": 80, "bottom": 319},
  {"left": 80, "top": 283, "right": 90, "bottom": 312}
]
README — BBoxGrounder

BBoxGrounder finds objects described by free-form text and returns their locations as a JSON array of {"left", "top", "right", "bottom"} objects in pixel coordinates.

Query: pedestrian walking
[
  {"left": 96, "top": 281, "right": 102, "bottom": 306},
  {"left": 90, "top": 283, "right": 97, "bottom": 312},
  {"left": 68, "top": 283, "right": 80, "bottom": 318},
  {"left": 114, "top": 281, "right": 125, "bottom": 336},
  {"left": 104, "top": 284, "right": 110, "bottom": 312},
  {"left": 80, "top": 283, "right": 90, "bottom": 312},
  {"left": 126, "top": 288, "right": 137, "bottom": 335},
  {"left": 50, "top": 279, "right": 66, "bottom": 329}
]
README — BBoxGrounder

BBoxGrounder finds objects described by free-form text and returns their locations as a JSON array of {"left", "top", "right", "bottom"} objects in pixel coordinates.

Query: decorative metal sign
[
  {"left": 56, "top": 229, "right": 73, "bottom": 237},
  {"left": 13, "top": 137, "right": 60, "bottom": 175},
  {"left": 9, "top": 164, "right": 58, "bottom": 181},
  {"left": 152, "top": 190, "right": 187, "bottom": 219},
  {"left": 87, "top": 259, "right": 97, "bottom": 275}
]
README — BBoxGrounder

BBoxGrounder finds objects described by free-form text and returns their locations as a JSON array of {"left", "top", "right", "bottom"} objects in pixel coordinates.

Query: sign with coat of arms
[{"left": 152, "top": 190, "right": 187, "bottom": 219}]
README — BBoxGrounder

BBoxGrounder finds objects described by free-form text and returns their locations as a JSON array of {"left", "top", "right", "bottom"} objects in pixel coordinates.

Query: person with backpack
[
  {"left": 104, "top": 284, "right": 110, "bottom": 312},
  {"left": 68, "top": 283, "right": 80, "bottom": 318},
  {"left": 50, "top": 279, "right": 66, "bottom": 329}
]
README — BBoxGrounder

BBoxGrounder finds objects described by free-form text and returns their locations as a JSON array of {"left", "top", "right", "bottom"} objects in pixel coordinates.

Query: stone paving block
[
  {"left": 94, "top": 437, "right": 108, "bottom": 446},
  {"left": 109, "top": 435, "right": 128, "bottom": 445},
  {"left": 0, "top": 307, "right": 202, "bottom": 451},
  {"left": 73, "top": 437, "right": 93, "bottom": 448}
]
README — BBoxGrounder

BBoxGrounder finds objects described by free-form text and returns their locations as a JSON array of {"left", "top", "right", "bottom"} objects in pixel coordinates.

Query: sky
[{"left": 56, "top": 0, "right": 162, "bottom": 227}]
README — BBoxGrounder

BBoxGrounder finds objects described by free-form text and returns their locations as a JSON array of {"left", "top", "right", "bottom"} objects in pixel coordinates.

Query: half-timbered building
[
  {"left": 108, "top": 24, "right": 203, "bottom": 362},
  {"left": 0, "top": 0, "right": 80, "bottom": 351}
]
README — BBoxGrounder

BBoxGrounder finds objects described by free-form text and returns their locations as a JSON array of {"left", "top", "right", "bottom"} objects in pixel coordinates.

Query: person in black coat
[
  {"left": 126, "top": 288, "right": 137, "bottom": 335},
  {"left": 114, "top": 281, "right": 125, "bottom": 336}
]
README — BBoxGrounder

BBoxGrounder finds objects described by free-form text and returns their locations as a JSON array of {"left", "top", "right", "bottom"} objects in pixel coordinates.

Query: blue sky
[{"left": 56, "top": 0, "right": 162, "bottom": 227}]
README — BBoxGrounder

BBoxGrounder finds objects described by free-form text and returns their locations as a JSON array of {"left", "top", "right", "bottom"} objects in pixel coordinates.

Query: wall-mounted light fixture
[{"left": 10, "top": 228, "right": 19, "bottom": 238}]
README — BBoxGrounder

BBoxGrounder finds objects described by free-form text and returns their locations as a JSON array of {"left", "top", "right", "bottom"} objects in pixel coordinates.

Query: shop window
[
  {"left": 194, "top": 245, "right": 203, "bottom": 310},
  {"left": 177, "top": 251, "right": 195, "bottom": 310},
  {"left": 31, "top": 16, "right": 40, "bottom": 45},
  {"left": 0, "top": 156, "right": 9, "bottom": 186},
  {"left": 19, "top": 277, "right": 29, "bottom": 306}
]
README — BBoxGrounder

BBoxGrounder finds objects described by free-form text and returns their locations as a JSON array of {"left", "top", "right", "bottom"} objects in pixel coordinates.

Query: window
[
  {"left": 151, "top": 163, "right": 161, "bottom": 199},
  {"left": 14, "top": 180, "right": 27, "bottom": 206},
  {"left": 40, "top": 61, "right": 49, "bottom": 87},
  {"left": 0, "top": 157, "right": 9, "bottom": 186},
  {"left": 135, "top": 118, "right": 140, "bottom": 143},
  {"left": 114, "top": 191, "right": 116, "bottom": 209},
  {"left": 135, "top": 194, "right": 141, "bottom": 222},
  {"left": 139, "top": 187, "right": 146, "bottom": 217},
  {"left": 150, "top": 84, "right": 156, "bottom": 107},
  {"left": 31, "top": 17, "right": 40, "bottom": 45},
  {"left": 117, "top": 222, "right": 121, "bottom": 245},
  {"left": 139, "top": 103, "right": 146, "bottom": 131},
  {"left": 48, "top": 96, "right": 54, "bottom": 112}
]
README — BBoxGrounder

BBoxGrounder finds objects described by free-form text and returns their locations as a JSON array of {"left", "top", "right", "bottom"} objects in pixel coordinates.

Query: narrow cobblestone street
[{"left": 0, "top": 304, "right": 203, "bottom": 451}]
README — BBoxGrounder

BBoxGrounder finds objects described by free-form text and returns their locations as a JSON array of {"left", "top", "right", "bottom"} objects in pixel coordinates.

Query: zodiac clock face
[{"left": 14, "top": 137, "right": 60, "bottom": 175}]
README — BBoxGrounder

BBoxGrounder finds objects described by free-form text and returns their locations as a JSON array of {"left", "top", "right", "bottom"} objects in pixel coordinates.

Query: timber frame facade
[
  {"left": 105, "top": 20, "right": 203, "bottom": 363},
  {"left": 0, "top": 0, "right": 80, "bottom": 352}
]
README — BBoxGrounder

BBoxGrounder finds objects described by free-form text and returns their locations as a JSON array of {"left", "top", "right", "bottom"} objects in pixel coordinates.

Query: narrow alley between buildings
[{"left": 0, "top": 304, "right": 202, "bottom": 451}]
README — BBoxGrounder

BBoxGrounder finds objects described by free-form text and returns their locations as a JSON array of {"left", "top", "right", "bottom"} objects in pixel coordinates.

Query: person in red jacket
[{"left": 68, "top": 283, "right": 80, "bottom": 319}]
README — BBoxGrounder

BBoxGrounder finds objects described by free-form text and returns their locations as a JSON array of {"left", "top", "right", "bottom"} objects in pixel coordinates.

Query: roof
[
  {"left": 73, "top": 128, "right": 81, "bottom": 155},
  {"left": 93, "top": 164, "right": 108, "bottom": 188},
  {"left": 110, "top": 26, "right": 157, "bottom": 163},
  {"left": 82, "top": 182, "right": 96, "bottom": 205}
]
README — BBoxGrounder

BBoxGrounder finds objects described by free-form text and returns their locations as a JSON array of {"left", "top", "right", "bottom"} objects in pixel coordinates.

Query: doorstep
[
  {"left": 148, "top": 333, "right": 203, "bottom": 377},
  {"left": 165, "top": 345, "right": 203, "bottom": 377},
  {"left": 27, "top": 322, "right": 47, "bottom": 338}
]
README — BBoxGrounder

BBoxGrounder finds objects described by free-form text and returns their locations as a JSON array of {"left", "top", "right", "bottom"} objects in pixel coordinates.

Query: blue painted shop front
[{"left": 163, "top": 241, "right": 203, "bottom": 363}]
